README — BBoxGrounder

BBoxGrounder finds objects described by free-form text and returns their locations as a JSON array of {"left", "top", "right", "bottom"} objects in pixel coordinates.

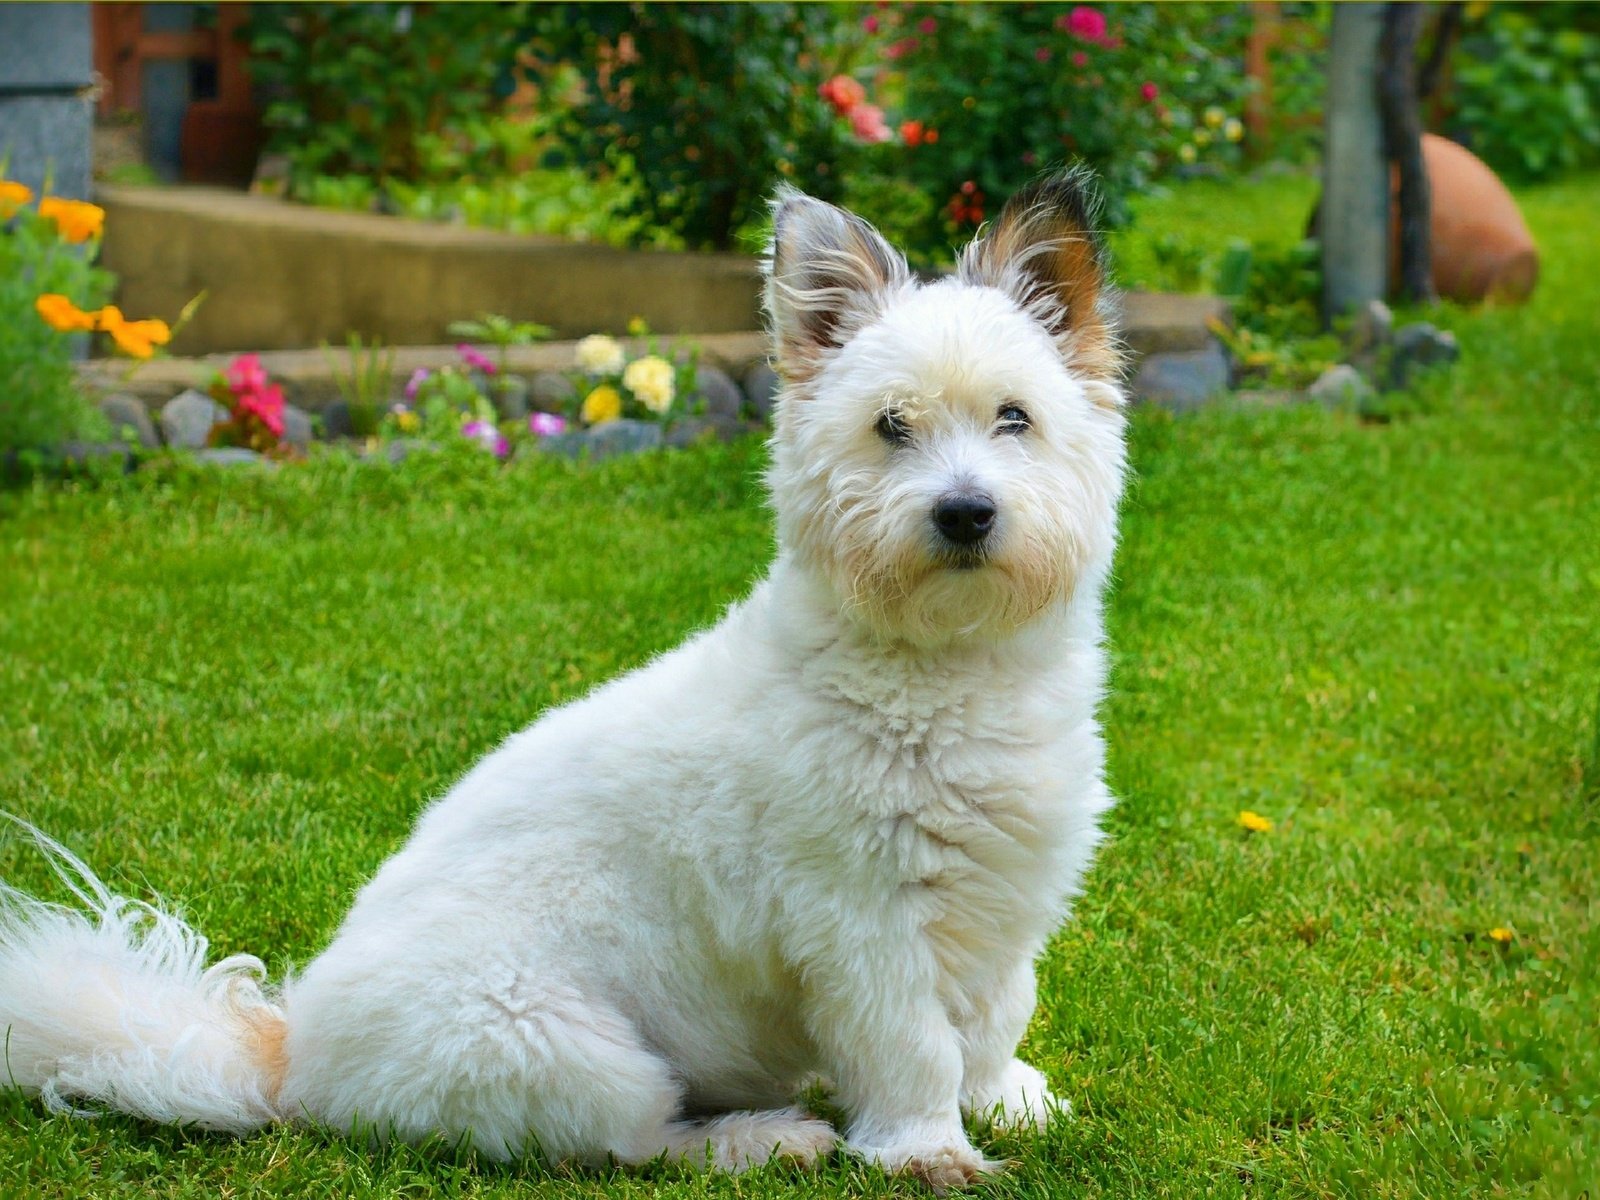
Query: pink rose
[
  {"left": 863, "top": 14, "right": 879, "bottom": 33},
  {"left": 919, "top": 16, "right": 937, "bottom": 34},
  {"left": 237, "top": 382, "right": 285, "bottom": 437},
  {"left": 1072, "top": 50, "right": 1089, "bottom": 68},
  {"left": 1141, "top": 81, "right": 1159, "bottom": 102},
  {"left": 850, "top": 103, "right": 893, "bottom": 144},
  {"left": 1066, "top": 6, "right": 1108, "bottom": 43}
]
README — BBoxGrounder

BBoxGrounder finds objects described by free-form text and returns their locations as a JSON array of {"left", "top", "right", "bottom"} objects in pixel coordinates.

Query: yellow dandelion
[
  {"left": 1238, "top": 810, "right": 1273, "bottom": 833},
  {"left": 581, "top": 384, "right": 623, "bottom": 425},
  {"left": 1488, "top": 927, "right": 1513, "bottom": 945}
]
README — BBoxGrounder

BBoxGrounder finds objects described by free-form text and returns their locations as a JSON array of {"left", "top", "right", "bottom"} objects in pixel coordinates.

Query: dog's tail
[{"left": 0, "top": 816, "right": 287, "bottom": 1133}]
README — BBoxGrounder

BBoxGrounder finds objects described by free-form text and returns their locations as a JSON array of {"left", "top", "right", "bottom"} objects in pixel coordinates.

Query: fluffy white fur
[{"left": 0, "top": 171, "right": 1126, "bottom": 1191}]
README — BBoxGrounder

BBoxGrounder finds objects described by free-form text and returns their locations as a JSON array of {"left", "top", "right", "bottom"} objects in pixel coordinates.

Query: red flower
[
  {"left": 819, "top": 75, "right": 866, "bottom": 115},
  {"left": 863, "top": 14, "right": 880, "bottom": 33},
  {"left": 226, "top": 353, "right": 268, "bottom": 396},
  {"left": 237, "top": 382, "right": 286, "bottom": 438},
  {"left": 918, "top": 16, "right": 937, "bottom": 34},
  {"left": 1072, "top": 50, "right": 1089, "bottom": 68},
  {"left": 885, "top": 36, "right": 920, "bottom": 60},
  {"left": 1035, "top": 46, "right": 1052, "bottom": 62},
  {"left": 1066, "top": 6, "right": 1108, "bottom": 43},
  {"left": 960, "top": 180, "right": 977, "bottom": 196},
  {"left": 925, "top": 127, "right": 939, "bottom": 144},
  {"left": 900, "top": 119, "right": 926, "bottom": 147},
  {"left": 1141, "top": 81, "right": 1160, "bottom": 102}
]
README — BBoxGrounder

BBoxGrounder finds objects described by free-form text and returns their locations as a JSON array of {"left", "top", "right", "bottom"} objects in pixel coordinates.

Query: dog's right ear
[{"left": 763, "top": 186, "right": 910, "bottom": 383}]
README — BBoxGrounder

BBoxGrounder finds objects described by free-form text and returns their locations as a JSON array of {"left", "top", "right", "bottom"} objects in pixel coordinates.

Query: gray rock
[
  {"left": 540, "top": 419, "right": 664, "bottom": 461},
  {"left": 321, "top": 401, "right": 355, "bottom": 439},
  {"left": 159, "top": 388, "right": 228, "bottom": 449},
  {"left": 742, "top": 362, "right": 780, "bottom": 422},
  {"left": 1387, "top": 322, "right": 1461, "bottom": 387},
  {"left": 530, "top": 371, "right": 576, "bottom": 413},
  {"left": 282, "top": 403, "right": 314, "bottom": 449},
  {"left": 686, "top": 365, "right": 743, "bottom": 420},
  {"left": 491, "top": 375, "right": 530, "bottom": 421},
  {"left": 1307, "top": 363, "right": 1373, "bottom": 407},
  {"left": 1349, "top": 299, "right": 1393, "bottom": 356},
  {"left": 665, "top": 415, "right": 757, "bottom": 448},
  {"left": 1132, "top": 344, "right": 1230, "bottom": 411},
  {"left": 98, "top": 393, "right": 159, "bottom": 448},
  {"left": 193, "top": 447, "right": 273, "bottom": 468}
]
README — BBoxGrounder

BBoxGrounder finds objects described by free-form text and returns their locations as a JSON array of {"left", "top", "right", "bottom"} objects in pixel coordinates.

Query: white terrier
[{"left": 0, "top": 169, "right": 1126, "bottom": 1191}]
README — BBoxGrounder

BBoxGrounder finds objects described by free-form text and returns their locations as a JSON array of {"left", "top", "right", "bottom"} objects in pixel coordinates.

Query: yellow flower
[
  {"left": 575, "top": 333, "right": 625, "bottom": 375},
  {"left": 581, "top": 384, "right": 623, "bottom": 425},
  {"left": 1224, "top": 117, "right": 1245, "bottom": 143},
  {"left": 626, "top": 316, "right": 650, "bottom": 337},
  {"left": 1178, "top": 143, "right": 1197, "bottom": 164},
  {"left": 1238, "top": 810, "right": 1273, "bottom": 833},
  {"left": 397, "top": 410, "right": 421, "bottom": 434},
  {"left": 1193, "top": 128, "right": 1213, "bottom": 148},
  {"left": 1488, "top": 927, "right": 1513, "bottom": 944},
  {"left": 1204, "top": 106, "right": 1226, "bottom": 129},
  {"left": 34, "top": 293, "right": 99, "bottom": 333},
  {"left": 0, "top": 179, "right": 34, "bottom": 218},
  {"left": 97, "top": 305, "right": 171, "bottom": 359},
  {"left": 622, "top": 354, "right": 675, "bottom": 414},
  {"left": 38, "top": 196, "right": 105, "bottom": 243}
]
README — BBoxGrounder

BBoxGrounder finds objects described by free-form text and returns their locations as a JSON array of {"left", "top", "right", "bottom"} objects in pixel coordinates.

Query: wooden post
[
  {"left": 1322, "top": 3, "right": 1388, "bottom": 322},
  {"left": 1380, "top": 3, "right": 1434, "bottom": 304}
]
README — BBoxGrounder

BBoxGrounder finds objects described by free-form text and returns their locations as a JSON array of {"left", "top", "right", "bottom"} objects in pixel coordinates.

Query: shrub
[
  {"left": 1448, "top": 2, "right": 1600, "bottom": 181},
  {"left": 246, "top": 3, "right": 531, "bottom": 196},
  {"left": 1, "top": 183, "right": 114, "bottom": 455},
  {"left": 528, "top": 4, "right": 863, "bottom": 251}
]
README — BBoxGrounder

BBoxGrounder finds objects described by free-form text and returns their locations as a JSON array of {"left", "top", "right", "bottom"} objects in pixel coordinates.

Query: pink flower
[
  {"left": 1141, "top": 81, "right": 1160, "bottom": 102},
  {"left": 850, "top": 103, "right": 893, "bottom": 144},
  {"left": 1072, "top": 50, "right": 1089, "bottom": 68},
  {"left": 529, "top": 412, "right": 568, "bottom": 437},
  {"left": 226, "top": 353, "right": 268, "bottom": 396},
  {"left": 819, "top": 74, "right": 867, "bottom": 115},
  {"left": 237, "top": 382, "right": 285, "bottom": 437},
  {"left": 462, "top": 419, "right": 509, "bottom": 459},
  {"left": 884, "top": 36, "right": 920, "bottom": 60},
  {"left": 1066, "top": 6, "right": 1108, "bottom": 43},
  {"left": 1035, "top": 46, "right": 1052, "bottom": 62},
  {"left": 863, "top": 14, "right": 880, "bottom": 33},
  {"left": 457, "top": 343, "right": 496, "bottom": 374},
  {"left": 918, "top": 16, "right": 937, "bottom": 34},
  {"left": 404, "top": 367, "right": 431, "bottom": 400}
]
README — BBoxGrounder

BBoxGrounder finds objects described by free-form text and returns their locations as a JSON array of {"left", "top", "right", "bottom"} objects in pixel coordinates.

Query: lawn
[{"left": 1, "top": 172, "right": 1596, "bottom": 1198}]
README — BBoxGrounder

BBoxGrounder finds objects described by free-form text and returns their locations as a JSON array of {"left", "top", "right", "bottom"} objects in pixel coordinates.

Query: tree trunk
[
  {"left": 1321, "top": 3, "right": 1389, "bottom": 322},
  {"left": 1380, "top": 3, "right": 1435, "bottom": 304}
]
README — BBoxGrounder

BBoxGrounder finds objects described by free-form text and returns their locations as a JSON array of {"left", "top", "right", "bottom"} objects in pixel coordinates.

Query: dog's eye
[
  {"left": 876, "top": 410, "right": 911, "bottom": 445},
  {"left": 996, "top": 404, "right": 1031, "bottom": 434}
]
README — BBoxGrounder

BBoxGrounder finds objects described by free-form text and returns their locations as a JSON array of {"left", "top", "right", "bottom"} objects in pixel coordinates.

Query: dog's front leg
[
  {"left": 805, "top": 933, "right": 999, "bottom": 1192},
  {"left": 957, "top": 958, "right": 1064, "bottom": 1131}
]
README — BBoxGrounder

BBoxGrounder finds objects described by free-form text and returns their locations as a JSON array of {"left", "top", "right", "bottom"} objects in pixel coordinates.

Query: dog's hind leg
[{"left": 654, "top": 1106, "right": 839, "bottom": 1171}]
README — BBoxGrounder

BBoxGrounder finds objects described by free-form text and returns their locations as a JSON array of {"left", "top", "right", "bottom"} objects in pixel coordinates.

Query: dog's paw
[
  {"left": 962, "top": 1059, "right": 1067, "bottom": 1132},
  {"left": 852, "top": 1138, "right": 1004, "bottom": 1193}
]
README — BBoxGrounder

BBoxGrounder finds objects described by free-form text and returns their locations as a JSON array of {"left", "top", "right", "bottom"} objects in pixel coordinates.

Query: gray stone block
[
  {"left": 1387, "top": 323, "right": 1461, "bottom": 389},
  {"left": 665, "top": 414, "right": 756, "bottom": 448},
  {"left": 540, "top": 419, "right": 664, "bottom": 461},
  {"left": 193, "top": 447, "right": 273, "bottom": 468},
  {"left": 98, "top": 393, "right": 159, "bottom": 449},
  {"left": 530, "top": 371, "right": 576, "bottom": 413},
  {"left": 742, "top": 362, "right": 780, "bottom": 422},
  {"left": 0, "top": 5, "right": 92, "bottom": 89},
  {"left": 1132, "top": 344, "right": 1230, "bottom": 411},
  {"left": 687, "top": 364, "right": 743, "bottom": 420},
  {"left": 160, "top": 389, "right": 228, "bottom": 449},
  {"left": 0, "top": 94, "right": 92, "bottom": 200},
  {"left": 1307, "top": 363, "right": 1373, "bottom": 407},
  {"left": 282, "top": 403, "right": 314, "bottom": 449}
]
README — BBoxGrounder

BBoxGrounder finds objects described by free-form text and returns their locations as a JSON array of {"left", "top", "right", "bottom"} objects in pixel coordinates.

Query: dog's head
[{"left": 762, "top": 169, "right": 1127, "bottom": 648}]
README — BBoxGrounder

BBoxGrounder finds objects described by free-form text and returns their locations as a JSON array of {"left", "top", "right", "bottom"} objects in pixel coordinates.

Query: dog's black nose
[{"left": 932, "top": 493, "right": 997, "bottom": 546}]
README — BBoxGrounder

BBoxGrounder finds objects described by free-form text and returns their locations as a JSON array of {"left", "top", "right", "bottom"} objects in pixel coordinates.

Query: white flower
[
  {"left": 1224, "top": 117, "right": 1245, "bottom": 143},
  {"left": 623, "top": 355, "right": 676, "bottom": 414},
  {"left": 575, "top": 334, "right": 625, "bottom": 376}
]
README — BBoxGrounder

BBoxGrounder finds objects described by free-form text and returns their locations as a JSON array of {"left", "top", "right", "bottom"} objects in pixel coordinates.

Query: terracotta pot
[{"left": 1391, "top": 134, "right": 1539, "bottom": 304}]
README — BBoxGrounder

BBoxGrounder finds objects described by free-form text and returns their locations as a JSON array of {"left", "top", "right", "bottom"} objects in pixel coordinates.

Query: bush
[
  {"left": 528, "top": 4, "right": 862, "bottom": 251},
  {"left": 1449, "top": 2, "right": 1600, "bottom": 181},
  {"left": 246, "top": 3, "right": 531, "bottom": 196},
  {"left": 0, "top": 186, "right": 113, "bottom": 456}
]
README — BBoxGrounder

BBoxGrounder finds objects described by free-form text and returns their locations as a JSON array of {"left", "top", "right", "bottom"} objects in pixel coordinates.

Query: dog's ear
[
  {"left": 763, "top": 185, "right": 911, "bottom": 383},
  {"left": 960, "top": 168, "right": 1121, "bottom": 385}
]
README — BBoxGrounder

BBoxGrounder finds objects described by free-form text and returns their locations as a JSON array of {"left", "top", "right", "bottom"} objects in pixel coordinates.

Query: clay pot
[{"left": 1391, "top": 134, "right": 1539, "bottom": 304}]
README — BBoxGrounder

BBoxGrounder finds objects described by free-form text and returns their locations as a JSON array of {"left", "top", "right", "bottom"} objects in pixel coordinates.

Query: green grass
[{"left": 2, "top": 173, "right": 1597, "bottom": 1198}]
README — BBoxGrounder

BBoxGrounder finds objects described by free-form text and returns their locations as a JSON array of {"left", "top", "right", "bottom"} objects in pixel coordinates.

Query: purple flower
[
  {"left": 462, "top": 419, "right": 510, "bottom": 459},
  {"left": 404, "top": 368, "right": 431, "bottom": 401},
  {"left": 529, "top": 412, "right": 568, "bottom": 437},
  {"left": 457, "top": 343, "right": 497, "bottom": 375}
]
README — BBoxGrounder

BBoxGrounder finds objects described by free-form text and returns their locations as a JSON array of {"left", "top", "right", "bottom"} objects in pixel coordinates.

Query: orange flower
[
  {"left": 38, "top": 196, "right": 106, "bottom": 243},
  {"left": 0, "top": 179, "right": 34, "bottom": 218},
  {"left": 98, "top": 305, "right": 171, "bottom": 359},
  {"left": 34, "top": 293, "right": 99, "bottom": 333}
]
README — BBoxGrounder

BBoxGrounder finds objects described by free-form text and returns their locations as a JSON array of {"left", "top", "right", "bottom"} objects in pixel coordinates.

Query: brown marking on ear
[{"left": 960, "top": 168, "right": 1123, "bottom": 389}]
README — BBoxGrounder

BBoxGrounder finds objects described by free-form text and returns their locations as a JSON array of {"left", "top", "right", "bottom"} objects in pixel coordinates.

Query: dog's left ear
[
  {"left": 960, "top": 168, "right": 1122, "bottom": 387},
  {"left": 763, "top": 185, "right": 911, "bottom": 383}
]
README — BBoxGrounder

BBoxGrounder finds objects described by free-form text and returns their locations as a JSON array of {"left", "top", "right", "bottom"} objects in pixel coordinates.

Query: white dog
[{"left": 0, "top": 169, "right": 1126, "bottom": 1191}]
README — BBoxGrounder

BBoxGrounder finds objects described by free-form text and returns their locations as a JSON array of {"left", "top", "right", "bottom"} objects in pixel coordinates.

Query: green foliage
[
  {"left": 0, "top": 199, "right": 111, "bottom": 456},
  {"left": 447, "top": 313, "right": 553, "bottom": 378},
  {"left": 245, "top": 3, "right": 531, "bottom": 195},
  {"left": 321, "top": 334, "right": 394, "bottom": 437},
  {"left": 1450, "top": 3, "right": 1600, "bottom": 182},
  {"left": 529, "top": 4, "right": 861, "bottom": 251}
]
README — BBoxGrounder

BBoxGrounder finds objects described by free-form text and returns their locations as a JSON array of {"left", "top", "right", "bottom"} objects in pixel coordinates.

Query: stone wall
[{"left": 0, "top": 4, "right": 93, "bottom": 200}]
